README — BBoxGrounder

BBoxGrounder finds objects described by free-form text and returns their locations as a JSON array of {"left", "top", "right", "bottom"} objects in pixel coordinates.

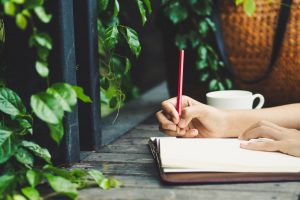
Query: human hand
[
  {"left": 239, "top": 120, "right": 300, "bottom": 157},
  {"left": 155, "top": 96, "right": 231, "bottom": 138}
]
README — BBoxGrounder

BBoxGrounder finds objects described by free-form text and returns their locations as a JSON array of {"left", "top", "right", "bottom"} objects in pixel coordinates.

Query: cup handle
[{"left": 253, "top": 94, "right": 265, "bottom": 109}]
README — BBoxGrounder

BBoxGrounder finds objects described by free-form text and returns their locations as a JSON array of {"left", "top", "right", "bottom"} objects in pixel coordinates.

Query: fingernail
[
  {"left": 178, "top": 119, "right": 185, "bottom": 128},
  {"left": 191, "top": 129, "right": 198, "bottom": 135},
  {"left": 167, "top": 124, "right": 177, "bottom": 131}
]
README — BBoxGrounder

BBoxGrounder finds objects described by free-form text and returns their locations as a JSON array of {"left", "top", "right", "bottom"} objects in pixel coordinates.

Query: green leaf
[
  {"left": 34, "top": 6, "right": 52, "bottom": 23},
  {"left": 113, "top": 0, "right": 119, "bottom": 17},
  {"left": 205, "top": 18, "right": 216, "bottom": 31},
  {"left": 12, "top": 0, "right": 25, "bottom": 4},
  {"left": 26, "top": 170, "right": 41, "bottom": 187},
  {"left": 198, "top": 46, "right": 207, "bottom": 60},
  {"left": 0, "top": 87, "right": 26, "bottom": 116},
  {"left": 21, "top": 140, "right": 51, "bottom": 164},
  {"left": 99, "top": 0, "right": 109, "bottom": 11},
  {"left": 198, "top": 20, "right": 208, "bottom": 36},
  {"left": 21, "top": 187, "right": 40, "bottom": 200},
  {"left": 143, "top": 0, "right": 152, "bottom": 13},
  {"left": 35, "top": 60, "right": 49, "bottom": 78},
  {"left": 243, "top": 0, "right": 256, "bottom": 16},
  {"left": 125, "top": 58, "right": 131, "bottom": 74},
  {"left": 48, "top": 122, "right": 64, "bottom": 144},
  {"left": 37, "top": 47, "right": 50, "bottom": 61},
  {"left": 4, "top": 2, "right": 16, "bottom": 16},
  {"left": 12, "top": 194, "right": 27, "bottom": 200},
  {"left": 72, "top": 86, "right": 93, "bottom": 103},
  {"left": 209, "top": 79, "right": 218, "bottom": 91},
  {"left": 15, "top": 147, "right": 34, "bottom": 167},
  {"left": 123, "top": 27, "right": 141, "bottom": 57},
  {"left": 45, "top": 174, "right": 78, "bottom": 199},
  {"left": 175, "top": 34, "right": 187, "bottom": 49},
  {"left": 100, "top": 78, "right": 109, "bottom": 90},
  {"left": 108, "top": 177, "right": 122, "bottom": 188},
  {"left": 88, "top": 169, "right": 111, "bottom": 189},
  {"left": 43, "top": 165, "right": 73, "bottom": 180},
  {"left": 0, "top": 135, "right": 18, "bottom": 164},
  {"left": 199, "top": 72, "right": 210, "bottom": 82},
  {"left": 30, "top": 92, "right": 64, "bottom": 124},
  {"left": 0, "top": 128, "right": 12, "bottom": 146},
  {"left": 218, "top": 82, "right": 225, "bottom": 91},
  {"left": 47, "top": 83, "right": 77, "bottom": 112},
  {"left": 109, "top": 96, "right": 118, "bottom": 108},
  {"left": 165, "top": 2, "right": 188, "bottom": 24},
  {"left": 104, "top": 26, "right": 119, "bottom": 51},
  {"left": 187, "top": 0, "right": 197, "bottom": 5},
  {"left": 136, "top": 0, "right": 147, "bottom": 25},
  {"left": 189, "top": 31, "right": 200, "bottom": 48},
  {"left": 225, "top": 78, "right": 233, "bottom": 89},
  {"left": 16, "top": 13, "right": 28, "bottom": 30},
  {"left": 196, "top": 60, "right": 207, "bottom": 70},
  {"left": 21, "top": 9, "right": 31, "bottom": 17},
  {"left": 0, "top": 174, "right": 15, "bottom": 199},
  {"left": 16, "top": 117, "right": 33, "bottom": 135},
  {"left": 32, "top": 33, "right": 52, "bottom": 50}
]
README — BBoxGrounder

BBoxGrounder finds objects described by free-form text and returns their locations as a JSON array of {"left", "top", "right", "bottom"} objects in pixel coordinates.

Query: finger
[
  {"left": 156, "top": 111, "right": 177, "bottom": 132},
  {"left": 241, "top": 120, "right": 283, "bottom": 139},
  {"left": 161, "top": 100, "right": 180, "bottom": 124},
  {"left": 164, "top": 96, "right": 194, "bottom": 108},
  {"left": 178, "top": 105, "right": 207, "bottom": 129},
  {"left": 159, "top": 127, "right": 177, "bottom": 137},
  {"left": 182, "top": 129, "right": 198, "bottom": 138},
  {"left": 239, "top": 123, "right": 283, "bottom": 141},
  {"left": 240, "top": 141, "right": 280, "bottom": 152}
]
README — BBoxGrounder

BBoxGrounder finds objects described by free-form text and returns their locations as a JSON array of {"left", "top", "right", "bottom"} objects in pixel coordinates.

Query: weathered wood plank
[
  {"left": 78, "top": 188, "right": 298, "bottom": 200},
  {"left": 72, "top": 162, "right": 158, "bottom": 177},
  {"left": 112, "top": 138, "right": 149, "bottom": 145},
  {"left": 113, "top": 175, "right": 300, "bottom": 193},
  {"left": 96, "top": 145, "right": 150, "bottom": 154},
  {"left": 82, "top": 153, "right": 154, "bottom": 164},
  {"left": 121, "top": 129, "right": 164, "bottom": 139}
]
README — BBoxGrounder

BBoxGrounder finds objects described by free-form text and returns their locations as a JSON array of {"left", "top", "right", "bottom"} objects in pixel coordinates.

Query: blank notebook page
[{"left": 158, "top": 138, "right": 300, "bottom": 173}]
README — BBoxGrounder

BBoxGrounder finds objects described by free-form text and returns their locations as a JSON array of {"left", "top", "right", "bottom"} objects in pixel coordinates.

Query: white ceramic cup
[{"left": 206, "top": 90, "right": 265, "bottom": 110}]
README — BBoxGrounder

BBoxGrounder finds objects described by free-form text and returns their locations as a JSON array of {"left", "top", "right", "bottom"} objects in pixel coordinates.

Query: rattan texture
[{"left": 219, "top": 0, "right": 300, "bottom": 106}]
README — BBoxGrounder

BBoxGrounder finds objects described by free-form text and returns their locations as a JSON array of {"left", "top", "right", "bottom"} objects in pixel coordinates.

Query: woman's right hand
[{"left": 156, "top": 96, "right": 234, "bottom": 138}]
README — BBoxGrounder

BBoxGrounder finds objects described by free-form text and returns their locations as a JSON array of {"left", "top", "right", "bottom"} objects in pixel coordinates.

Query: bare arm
[{"left": 227, "top": 103, "right": 300, "bottom": 136}]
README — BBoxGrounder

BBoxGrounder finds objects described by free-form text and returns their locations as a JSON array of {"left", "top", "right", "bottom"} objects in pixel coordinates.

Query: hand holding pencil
[{"left": 156, "top": 50, "right": 231, "bottom": 138}]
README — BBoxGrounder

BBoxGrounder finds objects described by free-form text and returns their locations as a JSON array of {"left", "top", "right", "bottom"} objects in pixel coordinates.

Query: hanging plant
[{"left": 98, "top": 0, "right": 152, "bottom": 116}]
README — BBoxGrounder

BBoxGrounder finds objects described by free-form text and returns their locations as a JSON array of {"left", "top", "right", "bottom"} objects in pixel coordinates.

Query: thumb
[{"left": 178, "top": 104, "right": 206, "bottom": 128}]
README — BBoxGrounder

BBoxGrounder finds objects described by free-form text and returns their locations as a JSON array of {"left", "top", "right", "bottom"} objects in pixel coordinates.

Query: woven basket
[{"left": 219, "top": 0, "right": 300, "bottom": 107}]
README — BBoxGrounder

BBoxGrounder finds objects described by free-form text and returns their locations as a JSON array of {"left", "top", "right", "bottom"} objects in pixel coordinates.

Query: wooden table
[{"left": 76, "top": 117, "right": 300, "bottom": 200}]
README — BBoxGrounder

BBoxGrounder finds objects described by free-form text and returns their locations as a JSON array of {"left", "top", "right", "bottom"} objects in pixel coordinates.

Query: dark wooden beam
[{"left": 74, "top": 0, "right": 102, "bottom": 150}]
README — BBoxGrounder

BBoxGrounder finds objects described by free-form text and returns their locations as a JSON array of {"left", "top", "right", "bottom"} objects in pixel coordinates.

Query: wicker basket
[{"left": 219, "top": 0, "right": 300, "bottom": 107}]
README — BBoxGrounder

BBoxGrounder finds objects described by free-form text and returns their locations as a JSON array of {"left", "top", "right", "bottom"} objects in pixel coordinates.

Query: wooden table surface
[{"left": 76, "top": 117, "right": 300, "bottom": 200}]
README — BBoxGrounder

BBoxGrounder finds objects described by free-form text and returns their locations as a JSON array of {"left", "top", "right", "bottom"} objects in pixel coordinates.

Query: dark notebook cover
[{"left": 148, "top": 139, "right": 300, "bottom": 184}]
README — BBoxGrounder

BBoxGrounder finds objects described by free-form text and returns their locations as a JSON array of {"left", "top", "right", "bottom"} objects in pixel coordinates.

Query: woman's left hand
[{"left": 239, "top": 120, "right": 300, "bottom": 157}]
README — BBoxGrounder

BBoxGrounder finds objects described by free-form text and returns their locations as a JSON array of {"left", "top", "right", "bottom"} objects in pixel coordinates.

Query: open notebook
[{"left": 148, "top": 137, "right": 300, "bottom": 183}]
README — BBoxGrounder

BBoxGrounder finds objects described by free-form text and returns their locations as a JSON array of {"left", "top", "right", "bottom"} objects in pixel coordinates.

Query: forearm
[{"left": 226, "top": 103, "right": 300, "bottom": 136}]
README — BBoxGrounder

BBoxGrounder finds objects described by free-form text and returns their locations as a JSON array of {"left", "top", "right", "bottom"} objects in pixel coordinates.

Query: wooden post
[
  {"left": 74, "top": 0, "right": 102, "bottom": 150},
  {"left": 55, "top": 0, "right": 80, "bottom": 163}
]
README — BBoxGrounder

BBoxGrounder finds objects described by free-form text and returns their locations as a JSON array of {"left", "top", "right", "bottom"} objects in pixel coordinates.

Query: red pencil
[{"left": 176, "top": 50, "right": 184, "bottom": 118}]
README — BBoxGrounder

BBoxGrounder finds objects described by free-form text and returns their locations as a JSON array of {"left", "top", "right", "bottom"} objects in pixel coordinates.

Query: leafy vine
[{"left": 98, "top": 0, "right": 152, "bottom": 116}]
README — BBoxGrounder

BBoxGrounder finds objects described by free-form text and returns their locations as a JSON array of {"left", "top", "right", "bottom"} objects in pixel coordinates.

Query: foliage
[
  {"left": 98, "top": 0, "right": 152, "bottom": 115},
  {"left": 0, "top": 0, "right": 122, "bottom": 199},
  {"left": 161, "top": 0, "right": 264, "bottom": 91},
  {"left": 161, "top": 0, "right": 232, "bottom": 91},
  {"left": 0, "top": 86, "right": 122, "bottom": 199}
]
